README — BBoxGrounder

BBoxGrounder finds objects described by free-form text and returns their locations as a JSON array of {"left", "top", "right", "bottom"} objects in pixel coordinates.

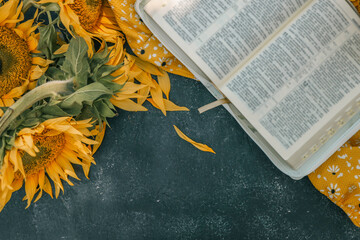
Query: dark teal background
[{"left": 1, "top": 73, "right": 360, "bottom": 239}]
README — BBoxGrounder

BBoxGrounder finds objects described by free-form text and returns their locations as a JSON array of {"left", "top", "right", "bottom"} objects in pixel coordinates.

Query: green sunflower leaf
[
  {"left": 21, "top": 118, "right": 42, "bottom": 127},
  {"left": 60, "top": 82, "right": 113, "bottom": 115},
  {"left": 73, "top": 71, "right": 90, "bottom": 90},
  {"left": 46, "top": 67, "right": 68, "bottom": 81},
  {"left": 37, "top": 24, "right": 57, "bottom": 59},
  {"left": 61, "top": 37, "right": 90, "bottom": 89},
  {"left": 90, "top": 44, "right": 111, "bottom": 71},
  {"left": 0, "top": 138, "right": 6, "bottom": 166},
  {"left": 36, "top": 75, "right": 47, "bottom": 86},
  {"left": 41, "top": 104, "right": 71, "bottom": 117},
  {"left": 94, "top": 99, "right": 117, "bottom": 118},
  {"left": 91, "top": 104, "right": 101, "bottom": 122},
  {"left": 97, "top": 75, "right": 123, "bottom": 92},
  {"left": 0, "top": 130, "right": 16, "bottom": 166},
  {"left": 44, "top": 3, "right": 61, "bottom": 12},
  {"left": 94, "top": 64, "right": 120, "bottom": 80}
]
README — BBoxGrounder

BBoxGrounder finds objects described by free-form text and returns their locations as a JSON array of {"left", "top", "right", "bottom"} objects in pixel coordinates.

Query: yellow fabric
[
  {"left": 107, "top": 0, "right": 194, "bottom": 79},
  {"left": 309, "top": 131, "right": 360, "bottom": 227},
  {"left": 351, "top": 0, "right": 360, "bottom": 12}
]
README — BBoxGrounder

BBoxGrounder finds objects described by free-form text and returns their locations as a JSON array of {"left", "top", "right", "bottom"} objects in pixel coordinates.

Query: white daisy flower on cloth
[
  {"left": 354, "top": 194, "right": 360, "bottom": 201},
  {"left": 327, "top": 183, "right": 341, "bottom": 199},
  {"left": 327, "top": 165, "right": 340, "bottom": 175},
  {"left": 154, "top": 57, "right": 169, "bottom": 67}
]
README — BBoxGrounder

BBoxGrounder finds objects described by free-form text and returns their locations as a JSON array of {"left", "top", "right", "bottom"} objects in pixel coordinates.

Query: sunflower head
[
  {"left": 38, "top": 0, "right": 123, "bottom": 56},
  {"left": 21, "top": 130, "right": 67, "bottom": 176},
  {"left": 69, "top": 0, "right": 103, "bottom": 32},
  {"left": 0, "top": 0, "right": 50, "bottom": 109},
  {"left": 0, "top": 117, "right": 98, "bottom": 211},
  {"left": 0, "top": 26, "right": 32, "bottom": 97}
]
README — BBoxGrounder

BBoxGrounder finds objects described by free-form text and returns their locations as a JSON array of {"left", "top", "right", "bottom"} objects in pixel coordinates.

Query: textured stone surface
[{"left": 1, "top": 74, "right": 360, "bottom": 239}]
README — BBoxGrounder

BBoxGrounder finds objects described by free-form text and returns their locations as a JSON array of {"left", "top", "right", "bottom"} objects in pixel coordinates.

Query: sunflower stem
[
  {"left": 22, "top": 0, "right": 37, "bottom": 13},
  {"left": 0, "top": 79, "right": 74, "bottom": 136},
  {"left": 46, "top": 11, "right": 53, "bottom": 24},
  {"left": 22, "top": 0, "right": 46, "bottom": 14},
  {"left": 22, "top": 0, "right": 33, "bottom": 13}
]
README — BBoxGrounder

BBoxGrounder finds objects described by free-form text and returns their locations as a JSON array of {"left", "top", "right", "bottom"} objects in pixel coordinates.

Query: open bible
[{"left": 135, "top": 0, "right": 360, "bottom": 179}]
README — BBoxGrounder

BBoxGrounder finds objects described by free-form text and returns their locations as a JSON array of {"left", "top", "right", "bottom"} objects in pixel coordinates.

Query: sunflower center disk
[
  {"left": 0, "top": 27, "right": 32, "bottom": 98},
  {"left": 69, "top": 0, "right": 103, "bottom": 32},
  {"left": 21, "top": 132, "right": 66, "bottom": 176}
]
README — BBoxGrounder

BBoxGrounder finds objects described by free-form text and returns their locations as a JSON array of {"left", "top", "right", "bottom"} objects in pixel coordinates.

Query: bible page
[
  {"left": 144, "top": 0, "right": 312, "bottom": 85},
  {"left": 221, "top": 0, "right": 360, "bottom": 160}
]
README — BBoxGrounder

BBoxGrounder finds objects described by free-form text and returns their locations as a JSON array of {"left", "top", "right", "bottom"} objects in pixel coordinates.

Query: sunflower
[
  {"left": 0, "top": 0, "right": 51, "bottom": 111},
  {"left": 38, "top": 0, "right": 123, "bottom": 56},
  {"left": 0, "top": 117, "right": 98, "bottom": 211}
]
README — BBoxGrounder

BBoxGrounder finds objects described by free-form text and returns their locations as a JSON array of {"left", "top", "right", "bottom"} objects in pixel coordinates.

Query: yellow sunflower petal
[
  {"left": 33, "top": 189, "right": 43, "bottom": 203},
  {"left": 137, "top": 86, "right": 150, "bottom": 105},
  {"left": 0, "top": 189, "right": 12, "bottom": 211},
  {"left": 135, "top": 71, "right": 156, "bottom": 88},
  {"left": 62, "top": 148, "right": 84, "bottom": 165},
  {"left": 32, "top": 57, "right": 54, "bottom": 67},
  {"left": 1, "top": 161, "right": 14, "bottom": 191},
  {"left": 24, "top": 174, "right": 39, "bottom": 208},
  {"left": 147, "top": 99, "right": 190, "bottom": 112},
  {"left": 59, "top": 3, "right": 74, "bottom": 35},
  {"left": 82, "top": 163, "right": 91, "bottom": 179},
  {"left": 110, "top": 98, "right": 148, "bottom": 112},
  {"left": 9, "top": 149, "right": 25, "bottom": 177},
  {"left": 0, "top": 0, "right": 19, "bottom": 26},
  {"left": 30, "top": 65, "right": 45, "bottom": 80},
  {"left": 16, "top": 12, "right": 38, "bottom": 39},
  {"left": 113, "top": 93, "right": 145, "bottom": 101},
  {"left": 0, "top": 98, "right": 14, "bottom": 107},
  {"left": 22, "top": 135, "right": 34, "bottom": 150},
  {"left": 11, "top": 177, "right": 23, "bottom": 191},
  {"left": 38, "top": 168, "right": 45, "bottom": 189},
  {"left": 54, "top": 183, "right": 61, "bottom": 198},
  {"left": 2, "top": 80, "right": 29, "bottom": 99},
  {"left": 150, "top": 81, "right": 166, "bottom": 116},
  {"left": 43, "top": 176, "right": 53, "bottom": 199},
  {"left": 129, "top": 54, "right": 163, "bottom": 76},
  {"left": 2, "top": 1, "right": 23, "bottom": 28},
  {"left": 157, "top": 70, "right": 171, "bottom": 99},
  {"left": 117, "top": 82, "right": 148, "bottom": 95},
  {"left": 125, "top": 65, "right": 142, "bottom": 82},
  {"left": 53, "top": 44, "right": 69, "bottom": 55},
  {"left": 173, "top": 125, "right": 216, "bottom": 154},
  {"left": 46, "top": 163, "right": 64, "bottom": 192},
  {"left": 51, "top": 161, "right": 67, "bottom": 180},
  {"left": 57, "top": 155, "right": 80, "bottom": 180},
  {"left": 92, "top": 125, "right": 106, "bottom": 154},
  {"left": 27, "top": 35, "right": 39, "bottom": 52}
]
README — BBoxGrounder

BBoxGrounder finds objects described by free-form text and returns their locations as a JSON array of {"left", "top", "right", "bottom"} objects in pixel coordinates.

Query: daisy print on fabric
[
  {"left": 327, "top": 183, "right": 341, "bottom": 199},
  {"left": 327, "top": 165, "right": 340, "bottom": 176},
  {"left": 154, "top": 57, "right": 171, "bottom": 67},
  {"left": 354, "top": 194, "right": 360, "bottom": 202}
]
